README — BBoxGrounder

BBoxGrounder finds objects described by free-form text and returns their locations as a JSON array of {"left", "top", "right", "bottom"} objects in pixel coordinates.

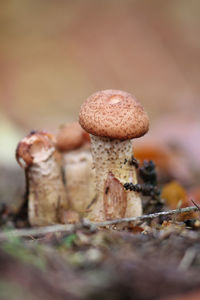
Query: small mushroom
[
  {"left": 56, "top": 122, "right": 96, "bottom": 214},
  {"left": 16, "top": 131, "right": 68, "bottom": 226},
  {"left": 79, "top": 89, "right": 149, "bottom": 221}
]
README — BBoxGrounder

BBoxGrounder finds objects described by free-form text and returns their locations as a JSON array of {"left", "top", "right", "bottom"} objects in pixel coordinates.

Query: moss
[
  {"left": 1, "top": 237, "right": 46, "bottom": 271},
  {"left": 60, "top": 233, "right": 77, "bottom": 248}
]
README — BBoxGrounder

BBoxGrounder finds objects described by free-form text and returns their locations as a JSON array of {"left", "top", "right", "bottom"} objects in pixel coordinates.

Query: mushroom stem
[
  {"left": 27, "top": 154, "right": 67, "bottom": 226},
  {"left": 16, "top": 132, "right": 68, "bottom": 226},
  {"left": 88, "top": 135, "right": 142, "bottom": 221},
  {"left": 62, "top": 147, "right": 96, "bottom": 214}
]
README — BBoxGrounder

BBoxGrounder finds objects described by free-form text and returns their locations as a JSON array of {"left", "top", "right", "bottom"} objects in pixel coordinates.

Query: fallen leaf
[
  {"left": 161, "top": 181, "right": 198, "bottom": 220},
  {"left": 161, "top": 181, "right": 188, "bottom": 209}
]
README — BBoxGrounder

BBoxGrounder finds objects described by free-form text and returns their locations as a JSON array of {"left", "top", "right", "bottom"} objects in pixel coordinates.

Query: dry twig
[
  {"left": 191, "top": 199, "right": 200, "bottom": 211},
  {"left": 0, "top": 206, "right": 198, "bottom": 240}
]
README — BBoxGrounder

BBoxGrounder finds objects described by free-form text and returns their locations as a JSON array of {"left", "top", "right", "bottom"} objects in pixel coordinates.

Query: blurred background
[
  {"left": 1, "top": 0, "right": 200, "bottom": 161},
  {"left": 0, "top": 0, "right": 200, "bottom": 207}
]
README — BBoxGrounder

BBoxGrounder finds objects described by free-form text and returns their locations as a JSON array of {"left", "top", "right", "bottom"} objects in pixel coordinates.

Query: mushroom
[
  {"left": 56, "top": 122, "right": 96, "bottom": 214},
  {"left": 16, "top": 131, "right": 68, "bottom": 226},
  {"left": 79, "top": 89, "right": 149, "bottom": 221}
]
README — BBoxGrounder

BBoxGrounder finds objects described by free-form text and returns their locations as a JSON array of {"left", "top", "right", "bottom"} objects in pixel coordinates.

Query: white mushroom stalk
[
  {"left": 62, "top": 147, "right": 96, "bottom": 214},
  {"left": 16, "top": 131, "right": 68, "bottom": 226},
  {"left": 79, "top": 89, "right": 149, "bottom": 222},
  {"left": 90, "top": 136, "right": 141, "bottom": 221}
]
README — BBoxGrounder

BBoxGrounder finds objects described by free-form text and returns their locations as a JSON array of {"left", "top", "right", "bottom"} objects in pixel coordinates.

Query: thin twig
[
  {"left": 0, "top": 206, "right": 198, "bottom": 240},
  {"left": 191, "top": 199, "right": 200, "bottom": 211},
  {"left": 0, "top": 224, "right": 78, "bottom": 240},
  {"left": 90, "top": 206, "right": 198, "bottom": 227}
]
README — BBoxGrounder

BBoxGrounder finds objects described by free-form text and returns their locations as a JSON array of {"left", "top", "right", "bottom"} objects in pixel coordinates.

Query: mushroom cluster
[{"left": 16, "top": 89, "right": 149, "bottom": 226}]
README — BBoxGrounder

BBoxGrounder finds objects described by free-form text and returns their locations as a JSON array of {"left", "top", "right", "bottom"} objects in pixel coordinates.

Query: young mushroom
[
  {"left": 79, "top": 89, "right": 149, "bottom": 221},
  {"left": 16, "top": 131, "right": 68, "bottom": 226},
  {"left": 56, "top": 122, "right": 96, "bottom": 215}
]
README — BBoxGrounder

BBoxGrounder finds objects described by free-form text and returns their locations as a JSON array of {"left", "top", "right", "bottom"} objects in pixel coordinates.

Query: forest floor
[{"left": 1, "top": 125, "right": 200, "bottom": 300}]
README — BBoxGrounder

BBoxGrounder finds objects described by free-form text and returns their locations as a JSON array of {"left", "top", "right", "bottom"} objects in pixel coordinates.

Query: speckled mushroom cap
[
  {"left": 79, "top": 90, "right": 149, "bottom": 140},
  {"left": 56, "top": 122, "right": 89, "bottom": 152}
]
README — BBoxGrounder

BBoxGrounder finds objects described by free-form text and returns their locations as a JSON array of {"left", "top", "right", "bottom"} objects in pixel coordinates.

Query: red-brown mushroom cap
[
  {"left": 79, "top": 90, "right": 149, "bottom": 140},
  {"left": 56, "top": 122, "right": 89, "bottom": 152}
]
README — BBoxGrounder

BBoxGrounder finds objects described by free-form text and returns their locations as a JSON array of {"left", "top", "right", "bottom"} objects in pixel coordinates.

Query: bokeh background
[{"left": 0, "top": 0, "right": 200, "bottom": 167}]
